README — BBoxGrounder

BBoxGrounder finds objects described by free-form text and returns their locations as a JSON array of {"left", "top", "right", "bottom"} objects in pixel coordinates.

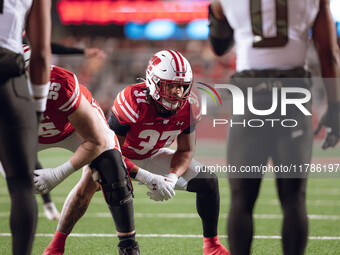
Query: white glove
[
  {"left": 34, "top": 161, "right": 75, "bottom": 194},
  {"left": 147, "top": 191, "right": 164, "bottom": 201},
  {"left": 164, "top": 173, "right": 178, "bottom": 189},
  {"left": 136, "top": 168, "right": 175, "bottom": 201}
]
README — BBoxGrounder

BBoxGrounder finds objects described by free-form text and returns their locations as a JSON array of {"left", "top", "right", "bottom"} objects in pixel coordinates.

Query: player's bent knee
[
  {"left": 187, "top": 170, "right": 219, "bottom": 193},
  {"left": 200, "top": 171, "right": 219, "bottom": 192},
  {"left": 77, "top": 166, "right": 100, "bottom": 193},
  {"left": 89, "top": 149, "right": 133, "bottom": 207},
  {"left": 77, "top": 177, "right": 101, "bottom": 196},
  {"left": 86, "top": 166, "right": 101, "bottom": 187}
]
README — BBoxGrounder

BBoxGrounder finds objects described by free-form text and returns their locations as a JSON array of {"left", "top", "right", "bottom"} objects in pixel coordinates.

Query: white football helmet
[
  {"left": 146, "top": 50, "right": 193, "bottom": 111},
  {"left": 23, "top": 44, "right": 31, "bottom": 68}
]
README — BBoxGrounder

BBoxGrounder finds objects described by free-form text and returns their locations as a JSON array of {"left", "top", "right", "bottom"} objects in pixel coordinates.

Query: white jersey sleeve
[
  {"left": 0, "top": 0, "right": 33, "bottom": 54},
  {"left": 220, "top": 0, "right": 320, "bottom": 71}
]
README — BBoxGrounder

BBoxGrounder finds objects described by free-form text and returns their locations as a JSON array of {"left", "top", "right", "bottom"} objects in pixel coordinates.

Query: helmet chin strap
[
  {"left": 153, "top": 99, "right": 177, "bottom": 118},
  {"left": 161, "top": 98, "right": 179, "bottom": 110}
]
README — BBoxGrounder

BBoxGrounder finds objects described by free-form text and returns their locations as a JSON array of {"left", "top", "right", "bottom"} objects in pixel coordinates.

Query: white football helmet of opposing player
[{"left": 145, "top": 50, "right": 193, "bottom": 111}]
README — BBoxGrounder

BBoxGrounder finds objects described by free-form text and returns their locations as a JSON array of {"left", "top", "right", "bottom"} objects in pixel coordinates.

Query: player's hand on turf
[
  {"left": 34, "top": 162, "right": 75, "bottom": 194},
  {"left": 136, "top": 168, "right": 175, "bottom": 201},
  {"left": 315, "top": 102, "right": 340, "bottom": 149},
  {"left": 33, "top": 168, "right": 58, "bottom": 194}
]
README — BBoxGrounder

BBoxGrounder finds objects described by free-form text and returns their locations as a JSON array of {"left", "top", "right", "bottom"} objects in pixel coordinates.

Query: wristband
[
  {"left": 34, "top": 97, "right": 48, "bottom": 112},
  {"left": 124, "top": 157, "right": 135, "bottom": 172},
  {"left": 135, "top": 168, "right": 150, "bottom": 183},
  {"left": 59, "top": 161, "right": 75, "bottom": 175},
  {"left": 52, "top": 161, "right": 76, "bottom": 186},
  {"left": 32, "top": 82, "right": 50, "bottom": 98},
  {"left": 166, "top": 173, "right": 178, "bottom": 183}
]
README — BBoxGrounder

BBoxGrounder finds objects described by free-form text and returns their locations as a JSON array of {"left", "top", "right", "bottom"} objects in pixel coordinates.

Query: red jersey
[
  {"left": 112, "top": 83, "right": 201, "bottom": 160},
  {"left": 38, "top": 66, "right": 97, "bottom": 144}
]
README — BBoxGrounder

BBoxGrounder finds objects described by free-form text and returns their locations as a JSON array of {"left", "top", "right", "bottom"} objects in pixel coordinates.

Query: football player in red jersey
[
  {"left": 21, "top": 37, "right": 107, "bottom": 221},
  {"left": 45, "top": 50, "right": 229, "bottom": 255},
  {"left": 21, "top": 45, "right": 140, "bottom": 255}
]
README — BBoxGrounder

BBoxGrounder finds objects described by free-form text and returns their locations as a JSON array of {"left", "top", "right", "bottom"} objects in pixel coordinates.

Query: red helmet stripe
[
  {"left": 167, "top": 50, "right": 181, "bottom": 77},
  {"left": 172, "top": 50, "right": 185, "bottom": 77}
]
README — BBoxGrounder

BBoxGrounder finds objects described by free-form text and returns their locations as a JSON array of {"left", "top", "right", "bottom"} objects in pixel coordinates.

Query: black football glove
[
  {"left": 314, "top": 102, "right": 340, "bottom": 149},
  {"left": 208, "top": 4, "right": 234, "bottom": 56}
]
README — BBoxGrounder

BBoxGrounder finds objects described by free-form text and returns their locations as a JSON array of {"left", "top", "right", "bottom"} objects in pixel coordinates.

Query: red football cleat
[
  {"left": 203, "top": 236, "right": 230, "bottom": 255},
  {"left": 43, "top": 247, "right": 64, "bottom": 255},
  {"left": 43, "top": 231, "right": 67, "bottom": 255}
]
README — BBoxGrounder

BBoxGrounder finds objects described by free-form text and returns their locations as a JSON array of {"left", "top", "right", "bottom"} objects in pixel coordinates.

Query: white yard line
[
  {"left": 0, "top": 233, "right": 339, "bottom": 240},
  {"left": 0, "top": 197, "right": 340, "bottom": 207},
  {"left": 0, "top": 212, "right": 339, "bottom": 220}
]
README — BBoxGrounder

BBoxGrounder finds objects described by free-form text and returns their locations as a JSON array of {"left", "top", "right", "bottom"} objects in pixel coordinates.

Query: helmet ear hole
[{"left": 152, "top": 76, "right": 160, "bottom": 84}]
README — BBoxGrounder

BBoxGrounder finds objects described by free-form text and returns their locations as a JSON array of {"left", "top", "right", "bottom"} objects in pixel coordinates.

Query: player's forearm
[
  {"left": 323, "top": 77, "right": 340, "bottom": 104},
  {"left": 69, "top": 141, "right": 107, "bottom": 170},
  {"left": 27, "top": 0, "right": 51, "bottom": 85},
  {"left": 313, "top": 0, "right": 340, "bottom": 102},
  {"left": 51, "top": 42, "right": 85, "bottom": 55},
  {"left": 33, "top": 141, "right": 106, "bottom": 194},
  {"left": 318, "top": 50, "right": 340, "bottom": 103},
  {"left": 169, "top": 150, "right": 193, "bottom": 177},
  {"left": 29, "top": 53, "right": 51, "bottom": 84}
]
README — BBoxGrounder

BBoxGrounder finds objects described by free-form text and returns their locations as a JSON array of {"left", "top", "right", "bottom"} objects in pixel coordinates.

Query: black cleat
[{"left": 118, "top": 242, "right": 140, "bottom": 255}]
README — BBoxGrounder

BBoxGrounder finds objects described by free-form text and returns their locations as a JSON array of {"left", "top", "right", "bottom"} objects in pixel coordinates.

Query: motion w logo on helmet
[
  {"left": 196, "top": 82, "right": 223, "bottom": 115},
  {"left": 147, "top": 55, "right": 161, "bottom": 73}
]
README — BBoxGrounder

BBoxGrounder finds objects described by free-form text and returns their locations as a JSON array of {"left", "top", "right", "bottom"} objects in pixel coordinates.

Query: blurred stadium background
[
  {"left": 49, "top": 0, "right": 340, "bottom": 142},
  {"left": 1, "top": 0, "right": 340, "bottom": 254}
]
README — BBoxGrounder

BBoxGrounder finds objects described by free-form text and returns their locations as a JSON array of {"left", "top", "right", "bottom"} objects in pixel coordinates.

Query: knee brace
[{"left": 90, "top": 149, "right": 133, "bottom": 207}]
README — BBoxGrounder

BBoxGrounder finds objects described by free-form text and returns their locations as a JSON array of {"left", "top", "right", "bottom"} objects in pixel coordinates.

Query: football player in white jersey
[
  {"left": 209, "top": 0, "right": 340, "bottom": 254},
  {"left": 0, "top": 1, "right": 51, "bottom": 254},
  {"left": 43, "top": 50, "right": 230, "bottom": 255},
  {"left": 21, "top": 45, "right": 139, "bottom": 255}
]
